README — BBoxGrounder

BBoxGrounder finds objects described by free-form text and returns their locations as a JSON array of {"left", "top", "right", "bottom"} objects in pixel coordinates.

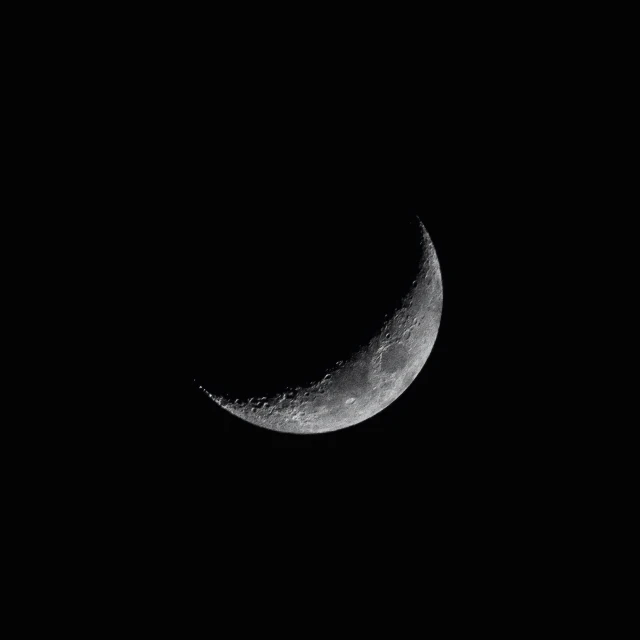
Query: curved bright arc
[{"left": 203, "top": 217, "right": 443, "bottom": 434}]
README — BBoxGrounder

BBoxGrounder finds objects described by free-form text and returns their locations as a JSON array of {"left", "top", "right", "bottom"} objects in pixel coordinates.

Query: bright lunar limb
[{"left": 202, "top": 217, "right": 443, "bottom": 434}]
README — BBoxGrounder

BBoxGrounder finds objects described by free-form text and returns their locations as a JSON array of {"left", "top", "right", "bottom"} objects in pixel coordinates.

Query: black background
[
  {"left": 13, "top": 11, "right": 613, "bottom": 617},
  {"left": 120, "top": 148, "right": 530, "bottom": 569},
  {"left": 95, "top": 37, "right": 550, "bottom": 553},
  {"left": 131, "top": 139, "right": 510, "bottom": 501}
]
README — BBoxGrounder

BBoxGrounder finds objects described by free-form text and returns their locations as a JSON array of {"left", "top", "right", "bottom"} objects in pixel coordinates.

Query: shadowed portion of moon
[{"left": 195, "top": 215, "right": 443, "bottom": 434}]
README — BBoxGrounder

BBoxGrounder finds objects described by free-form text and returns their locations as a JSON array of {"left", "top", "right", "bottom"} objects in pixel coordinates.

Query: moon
[{"left": 199, "top": 217, "right": 443, "bottom": 434}]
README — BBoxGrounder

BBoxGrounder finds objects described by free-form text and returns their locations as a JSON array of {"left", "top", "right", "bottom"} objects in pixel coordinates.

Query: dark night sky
[
  {"left": 114, "top": 51, "right": 538, "bottom": 521},
  {"left": 130, "top": 181, "right": 515, "bottom": 523},
  {"left": 21, "top": 15, "right": 596, "bottom": 608}
]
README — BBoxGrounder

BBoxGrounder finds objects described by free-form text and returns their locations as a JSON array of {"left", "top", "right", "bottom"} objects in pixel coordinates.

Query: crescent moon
[{"left": 201, "top": 218, "right": 443, "bottom": 434}]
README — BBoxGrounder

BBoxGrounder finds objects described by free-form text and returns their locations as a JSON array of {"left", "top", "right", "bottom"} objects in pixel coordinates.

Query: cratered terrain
[{"left": 188, "top": 210, "right": 442, "bottom": 434}]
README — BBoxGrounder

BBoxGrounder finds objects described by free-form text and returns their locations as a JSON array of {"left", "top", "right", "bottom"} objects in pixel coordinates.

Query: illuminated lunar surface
[{"left": 200, "top": 218, "right": 443, "bottom": 434}]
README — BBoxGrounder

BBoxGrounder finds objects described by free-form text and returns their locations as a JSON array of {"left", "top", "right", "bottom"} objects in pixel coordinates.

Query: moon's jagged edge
[{"left": 200, "top": 218, "right": 443, "bottom": 434}]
